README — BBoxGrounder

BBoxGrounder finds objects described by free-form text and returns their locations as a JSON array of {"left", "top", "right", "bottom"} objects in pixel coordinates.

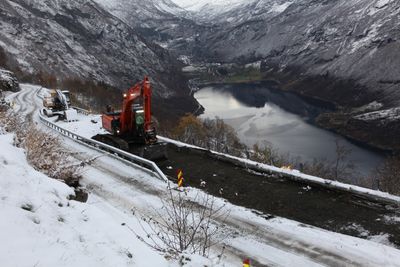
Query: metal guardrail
[
  {"left": 36, "top": 89, "right": 168, "bottom": 183},
  {"left": 72, "top": 106, "right": 91, "bottom": 116}
]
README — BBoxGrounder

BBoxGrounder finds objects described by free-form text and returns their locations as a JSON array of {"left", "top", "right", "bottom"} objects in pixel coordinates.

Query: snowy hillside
[
  {"left": 0, "top": 0, "right": 193, "bottom": 101},
  {"left": 0, "top": 133, "right": 170, "bottom": 267},
  {"left": 171, "top": 0, "right": 293, "bottom": 22},
  {"left": 194, "top": 0, "right": 400, "bottom": 107},
  {"left": 94, "top": 0, "right": 187, "bottom": 28},
  {"left": 172, "top": 0, "right": 248, "bottom": 12}
]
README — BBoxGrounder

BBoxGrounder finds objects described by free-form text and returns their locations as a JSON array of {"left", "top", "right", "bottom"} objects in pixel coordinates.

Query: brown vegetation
[
  {"left": 171, "top": 114, "right": 245, "bottom": 156},
  {"left": 0, "top": 107, "right": 81, "bottom": 186}
]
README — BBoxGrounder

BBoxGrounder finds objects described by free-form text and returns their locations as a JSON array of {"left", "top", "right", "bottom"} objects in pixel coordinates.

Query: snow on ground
[
  {"left": 4, "top": 84, "right": 400, "bottom": 266},
  {"left": 54, "top": 113, "right": 107, "bottom": 139},
  {"left": 171, "top": 0, "right": 248, "bottom": 11},
  {"left": 0, "top": 133, "right": 172, "bottom": 267},
  {"left": 354, "top": 107, "right": 400, "bottom": 122}
]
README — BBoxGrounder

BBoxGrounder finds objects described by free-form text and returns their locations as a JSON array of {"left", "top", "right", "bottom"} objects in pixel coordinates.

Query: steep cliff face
[
  {"left": 194, "top": 0, "right": 400, "bottom": 107},
  {"left": 0, "top": 0, "right": 195, "bottom": 99},
  {"left": 0, "top": 0, "right": 200, "bottom": 120},
  {"left": 93, "top": 0, "right": 207, "bottom": 58}
]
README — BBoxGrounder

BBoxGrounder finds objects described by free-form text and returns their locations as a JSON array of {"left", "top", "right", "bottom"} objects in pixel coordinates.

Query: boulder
[{"left": 0, "top": 69, "right": 19, "bottom": 92}]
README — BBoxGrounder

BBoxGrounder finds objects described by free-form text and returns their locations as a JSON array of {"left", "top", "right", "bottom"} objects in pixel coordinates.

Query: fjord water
[{"left": 194, "top": 83, "right": 384, "bottom": 175}]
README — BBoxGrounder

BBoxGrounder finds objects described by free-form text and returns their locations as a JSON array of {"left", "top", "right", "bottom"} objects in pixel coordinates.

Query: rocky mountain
[
  {"left": 93, "top": 0, "right": 207, "bottom": 57},
  {"left": 171, "top": 0, "right": 249, "bottom": 20},
  {"left": 94, "top": 0, "right": 187, "bottom": 29},
  {"left": 0, "top": 0, "right": 198, "bottom": 119},
  {"left": 196, "top": 0, "right": 400, "bottom": 108},
  {"left": 0, "top": 69, "right": 19, "bottom": 92}
]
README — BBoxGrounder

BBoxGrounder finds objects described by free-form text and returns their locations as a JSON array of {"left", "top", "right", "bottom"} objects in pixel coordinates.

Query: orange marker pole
[
  {"left": 243, "top": 258, "right": 250, "bottom": 267},
  {"left": 177, "top": 169, "right": 184, "bottom": 188}
]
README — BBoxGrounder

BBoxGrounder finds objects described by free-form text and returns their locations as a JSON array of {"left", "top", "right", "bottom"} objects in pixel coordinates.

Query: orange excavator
[{"left": 93, "top": 77, "right": 167, "bottom": 160}]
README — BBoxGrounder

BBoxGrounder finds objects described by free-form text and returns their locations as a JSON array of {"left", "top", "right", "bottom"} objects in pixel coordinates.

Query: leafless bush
[
  {"left": 23, "top": 125, "right": 82, "bottom": 186},
  {"left": 134, "top": 189, "right": 229, "bottom": 258},
  {"left": 250, "top": 142, "right": 290, "bottom": 167},
  {"left": 173, "top": 114, "right": 245, "bottom": 156},
  {"left": 0, "top": 110, "right": 81, "bottom": 186},
  {"left": 331, "top": 139, "right": 355, "bottom": 181},
  {"left": 375, "top": 155, "right": 400, "bottom": 195},
  {"left": 301, "top": 158, "right": 333, "bottom": 178}
]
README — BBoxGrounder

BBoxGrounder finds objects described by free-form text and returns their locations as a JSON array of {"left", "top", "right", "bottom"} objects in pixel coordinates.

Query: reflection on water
[{"left": 194, "top": 83, "right": 384, "bottom": 175}]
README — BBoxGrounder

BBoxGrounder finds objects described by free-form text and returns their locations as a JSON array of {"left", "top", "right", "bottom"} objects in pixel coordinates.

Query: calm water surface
[{"left": 194, "top": 83, "right": 384, "bottom": 175}]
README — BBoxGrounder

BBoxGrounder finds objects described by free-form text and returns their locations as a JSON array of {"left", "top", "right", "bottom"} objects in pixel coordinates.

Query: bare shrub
[
  {"left": 134, "top": 189, "right": 229, "bottom": 258},
  {"left": 301, "top": 158, "right": 333, "bottom": 179},
  {"left": 203, "top": 117, "right": 245, "bottom": 156},
  {"left": 0, "top": 110, "right": 81, "bottom": 186},
  {"left": 250, "top": 142, "right": 289, "bottom": 167},
  {"left": 173, "top": 114, "right": 245, "bottom": 156},
  {"left": 331, "top": 139, "right": 355, "bottom": 181},
  {"left": 23, "top": 125, "right": 82, "bottom": 186},
  {"left": 375, "top": 155, "right": 400, "bottom": 195},
  {"left": 173, "top": 114, "right": 207, "bottom": 147}
]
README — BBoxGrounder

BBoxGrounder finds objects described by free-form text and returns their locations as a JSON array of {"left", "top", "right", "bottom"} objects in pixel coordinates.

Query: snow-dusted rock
[{"left": 0, "top": 69, "right": 19, "bottom": 92}]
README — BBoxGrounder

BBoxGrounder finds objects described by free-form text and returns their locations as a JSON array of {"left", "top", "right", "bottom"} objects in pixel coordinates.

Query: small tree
[
  {"left": 376, "top": 155, "right": 400, "bottom": 195},
  {"left": 135, "top": 189, "right": 229, "bottom": 258},
  {"left": 173, "top": 114, "right": 207, "bottom": 146},
  {"left": 332, "top": 139, "right": 355, "bottom": 181}
]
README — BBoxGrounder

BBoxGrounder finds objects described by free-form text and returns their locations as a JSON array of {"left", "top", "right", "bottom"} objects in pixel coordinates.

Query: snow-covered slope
[
  {"left": 172, "top": 0, "right": 247, "bottom": 12},
  {"left": 0, "top": 133, "right": 170, "bottom": 267},
  {"left": 94, "top": 0, "right": 187, "bottom": 28},
  {"left": 172, "top": 0, "right": 293, "bottom": 22}
]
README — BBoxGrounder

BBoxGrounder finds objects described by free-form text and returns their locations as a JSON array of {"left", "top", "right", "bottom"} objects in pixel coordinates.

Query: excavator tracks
[{"left": 92, "top": 134, "right": 130, "bottom": 151}]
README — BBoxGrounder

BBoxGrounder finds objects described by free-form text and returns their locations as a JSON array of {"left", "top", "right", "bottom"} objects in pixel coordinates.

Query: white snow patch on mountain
[
  {"left": 269, "top": 1, "right": 293, "bottom": 13},
  {"left": 171, "top": 0, "right": 248, "bottom": 11}
]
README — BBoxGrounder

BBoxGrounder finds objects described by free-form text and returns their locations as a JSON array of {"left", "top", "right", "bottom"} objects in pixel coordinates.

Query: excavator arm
[{"left": 118, "top": 76, "right": 156, "bottom": 144}]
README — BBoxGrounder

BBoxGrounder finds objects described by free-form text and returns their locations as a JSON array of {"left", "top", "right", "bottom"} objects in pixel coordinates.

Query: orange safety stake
[
  {"left": 177, "top": 169, "right": 184, "bottom": 188},
  {"left": 243, "top": 258, "right": 251, "bottom": 267}
]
